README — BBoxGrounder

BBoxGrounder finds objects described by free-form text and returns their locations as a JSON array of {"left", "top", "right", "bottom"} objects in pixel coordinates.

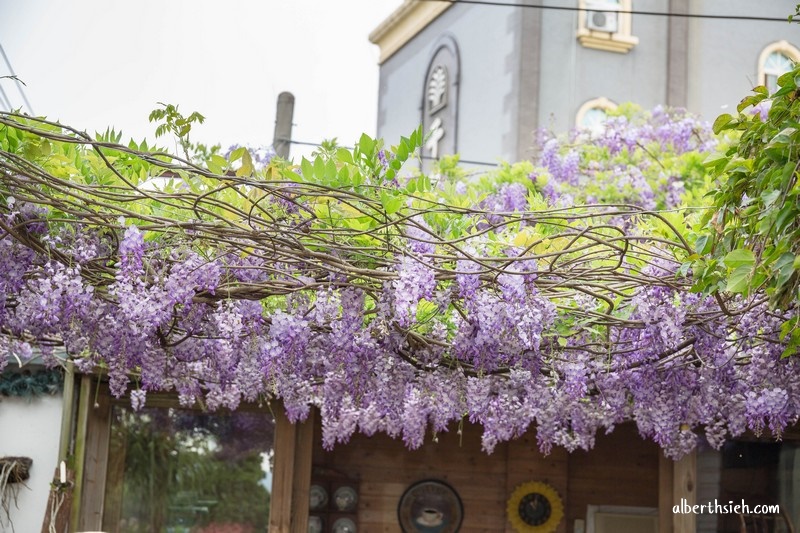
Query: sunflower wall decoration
[{"left": 506, "top": 481, "right": 564, "bottom": 533}]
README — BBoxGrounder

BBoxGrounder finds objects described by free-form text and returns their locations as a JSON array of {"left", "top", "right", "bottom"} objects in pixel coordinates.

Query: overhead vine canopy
[{"left": 0, "top": 68, "right": 799, "bottom": 458}]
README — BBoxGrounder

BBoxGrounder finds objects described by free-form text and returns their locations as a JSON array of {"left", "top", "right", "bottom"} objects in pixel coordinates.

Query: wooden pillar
[
  {"left": 290, "top": 410, "right": 315, "bottom": 533},
  {"left": 270, "top": 406, "right": 298, "bottom": 533},
  {"left": 658, "top": 454, "right": 674, "bottom": 533},
  {"left": 672, "top": 450, "right": 697, "bottom": 533},
  {"left": 269, "top": 405, "right": 315, "bottom": 533}
]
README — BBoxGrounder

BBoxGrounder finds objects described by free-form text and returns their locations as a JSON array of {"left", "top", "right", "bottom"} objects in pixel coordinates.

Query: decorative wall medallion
[
  {"left": 506, "top": 482, "right": 564, "bottom": 533},
  {"left": 425, "top": 117, "right": 445, "bottom": 159},
  {"left": 427, "top": 65, "right": 448, "bottom": 113},
  {"left": 398, "top": 479, "right": 463, "bottom": 532},
  {"left": 421, "top": 35, "right": 459, "bottom": 169}
]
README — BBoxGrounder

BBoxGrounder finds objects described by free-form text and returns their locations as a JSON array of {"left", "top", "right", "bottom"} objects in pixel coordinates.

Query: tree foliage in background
[{"left": 0, "top": 70, "right": 798, "bottom": 459}]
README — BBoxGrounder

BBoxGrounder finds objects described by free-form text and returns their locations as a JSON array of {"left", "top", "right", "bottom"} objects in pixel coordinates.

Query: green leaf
[
  {"left": 712, "top": 113, "right": 734, "bottom": 134},
  {"left": 694, "top": 234, "right": 710, "bottom": 255},
  {"left": 336, "top": 148, "right": 353, "bottom": 165},
  {"left": 301, "top": 158, "right": 313, "bottom": 181},
  {"left": 723, "top": 249, "right": 756, "bottom": 269},
  {"left": 324, "top": 158, "right": 337, "bottom": 183},
  {"left": 229, "top": 147, "right": 245, "bottom": 162},
  {"left": 358, "top": 134, "right": 375, "bottom": 157},
  {"left": 726, "top": 265, "right": 752, "bottom": 293},
  {"left": 775, "top": 252, "right": 795, "bottom": 287},
  {"left": 313, "top": 156, "right": 325, "bottom": 180},
  {"left": 380, "top": 191, "right": 403, "bottom": 215},
  {"left": 761, "top": 189, "right": 781, "bottom": 208},
  {"left": 337, "top": 165, "right": 350, "bottom": 186},
  {"left": 396, "top": 142, "right": 409, "bottom": 161},
  {"left": 207, "top": 154, "right": 228, "bottom": 175},
  {"left": 235, "top": 149, "right": 254, "bottom": 177}
]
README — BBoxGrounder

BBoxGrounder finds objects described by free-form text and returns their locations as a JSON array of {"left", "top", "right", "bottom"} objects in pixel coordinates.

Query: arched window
[
  {"left": 421, "top": 35, "right": 460, "bottom": 165},
  {"left": 576, "top": 97, "right": 617, "bottom": 133},
  {"left": 758, "top": 41, "right": 800, "bottom": 94}
]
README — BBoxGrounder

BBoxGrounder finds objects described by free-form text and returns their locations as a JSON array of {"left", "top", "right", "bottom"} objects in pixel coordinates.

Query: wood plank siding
[{"left": 313, "top": 419, "right": 660, "bottom": 532}]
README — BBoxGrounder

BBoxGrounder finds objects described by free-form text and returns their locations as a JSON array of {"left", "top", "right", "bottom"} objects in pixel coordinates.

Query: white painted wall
[{"left": 0, "top": 394, "right": 63, "bottom": 533}]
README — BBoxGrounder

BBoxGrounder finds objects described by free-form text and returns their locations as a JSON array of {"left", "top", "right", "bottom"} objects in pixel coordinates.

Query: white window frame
[
  {"left": 758, "top": 40, "right": 800, "bottom": 93},
  {"left": 575, "top": 97, "right": 618, "bottom": 132},
  {"left": 577, "top": 0, "right": 638, "bottom": 54}
]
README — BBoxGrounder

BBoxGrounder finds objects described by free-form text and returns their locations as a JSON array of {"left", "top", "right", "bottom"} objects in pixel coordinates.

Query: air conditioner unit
[{"left": 585, "top": 1, "right": 619, "bottom": 33}]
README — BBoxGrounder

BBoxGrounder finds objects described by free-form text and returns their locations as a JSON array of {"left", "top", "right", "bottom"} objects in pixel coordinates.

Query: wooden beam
[
  {"left": 672, "top": 450, "right": 696, "bottom": 533},
  {"left": 269, "top": 404, "right": 298, "bottom": 533}
]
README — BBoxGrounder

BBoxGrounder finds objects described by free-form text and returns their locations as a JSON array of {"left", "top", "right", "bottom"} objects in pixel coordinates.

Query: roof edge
[{"left": 369, "top": 1, "right": 453, "bottom": 64}]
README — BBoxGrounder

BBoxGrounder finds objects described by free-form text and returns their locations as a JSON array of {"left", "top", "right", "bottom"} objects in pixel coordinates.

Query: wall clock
[{"left": 506, "top": 481, "right": 564, "bottom": 533}]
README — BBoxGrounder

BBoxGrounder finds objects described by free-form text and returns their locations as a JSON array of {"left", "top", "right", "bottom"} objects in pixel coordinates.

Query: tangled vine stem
[
  {"left": 0, "top": 115, "right": 698, "bottom": 354},
  {"left": 0, "top": 110, "right": 796, "bottom": 458}
]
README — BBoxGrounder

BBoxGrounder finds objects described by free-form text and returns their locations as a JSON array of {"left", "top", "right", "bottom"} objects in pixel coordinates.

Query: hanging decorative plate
[
  {"left": 506, "top": 481, "right": 564, "bottom": 533},
  {"left": 309, "top": 484, "right": 329, "bottom": 511},
  {"left": 398, "top": 479, "right": 463, "bottom": 533},
  {"left": 332, "top": 516, "right": 357, "bottom": 533},
  {"left": 333, "top": 485, "right": 359, "bottom": 512}
]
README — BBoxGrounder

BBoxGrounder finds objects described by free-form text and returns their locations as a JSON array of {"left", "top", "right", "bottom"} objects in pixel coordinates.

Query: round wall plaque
[{"left": 398, "top": 479, "right": 463, "bottom": 533}]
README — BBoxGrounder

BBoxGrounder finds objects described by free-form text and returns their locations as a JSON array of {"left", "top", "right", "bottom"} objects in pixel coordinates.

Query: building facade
[{"left": 369, "top": 0, "right": 800, "bottom": 164}]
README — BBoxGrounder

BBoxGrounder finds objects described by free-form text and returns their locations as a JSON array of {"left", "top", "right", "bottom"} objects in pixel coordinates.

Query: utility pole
[{"left": 272, "top": 91, "right": 294, "bottom": 159}]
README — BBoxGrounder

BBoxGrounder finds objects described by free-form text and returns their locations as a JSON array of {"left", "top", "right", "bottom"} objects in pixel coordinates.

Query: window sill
[{"left": 577, "top": 29, "right": 639, "bottom": 53}]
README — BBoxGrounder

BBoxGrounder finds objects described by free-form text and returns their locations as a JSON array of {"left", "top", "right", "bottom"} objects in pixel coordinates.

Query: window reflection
[
  {"left": 698, "top": 440, "right": 799, "bottom": 533},
  {"left": 103, "top": 405, "right": 275, "bottom": 533}
]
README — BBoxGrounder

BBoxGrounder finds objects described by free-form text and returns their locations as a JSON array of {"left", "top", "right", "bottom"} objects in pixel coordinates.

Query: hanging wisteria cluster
[{"left": 0, "top": 104, "right": 797, "bottom": 459}]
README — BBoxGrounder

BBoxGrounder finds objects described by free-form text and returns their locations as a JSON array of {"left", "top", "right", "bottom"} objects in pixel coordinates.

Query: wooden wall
[{"left": 313, "top": 420, "right": 660, "bottom": 532}]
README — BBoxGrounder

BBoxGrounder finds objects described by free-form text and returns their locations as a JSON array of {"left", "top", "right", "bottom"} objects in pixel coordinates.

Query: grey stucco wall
[
  {"left": 375, "top": 0, "right": 799, "bottom": 165},
  {"left": 686, "top": 0, "right": 800, "bottom": 122},
  {"left": 537, "top": 0, "right": 670, "bottom": 133},
  {"left": 376, "top": 4, "right": 521, "bottom": 165}
]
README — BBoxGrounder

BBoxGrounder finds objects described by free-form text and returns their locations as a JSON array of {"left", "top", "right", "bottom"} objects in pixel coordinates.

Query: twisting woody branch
[{"left": 0, "top": 67, "right": 798, "bottom": 458}]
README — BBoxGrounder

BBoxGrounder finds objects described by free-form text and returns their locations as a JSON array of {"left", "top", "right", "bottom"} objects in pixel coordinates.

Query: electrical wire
[{"left": 418, "top": 0, "right": 798, "bottom": 23}]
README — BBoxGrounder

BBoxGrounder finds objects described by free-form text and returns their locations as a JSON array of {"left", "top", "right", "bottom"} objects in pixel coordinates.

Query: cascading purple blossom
[{"left": 2, "top": 105, "right": 799, "bottom": 463}]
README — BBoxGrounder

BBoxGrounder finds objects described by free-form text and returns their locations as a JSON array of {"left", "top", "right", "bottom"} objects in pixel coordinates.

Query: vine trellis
[{"left": 0, "top": 108, "right": 796, "bottom": 458}]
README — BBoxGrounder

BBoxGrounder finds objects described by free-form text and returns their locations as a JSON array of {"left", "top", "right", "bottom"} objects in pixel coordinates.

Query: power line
[
  {"left": 0, "top": 43, "right": 35, "bottom": 115},
  {"left": 419, "top": 0, "right": 797, "bottom": 23},
  {"left": 283, "top": 138, "right": 499, "bottom": 167},
  {"left": 0, "top": 85, "right": 12, "bottom": 112}
]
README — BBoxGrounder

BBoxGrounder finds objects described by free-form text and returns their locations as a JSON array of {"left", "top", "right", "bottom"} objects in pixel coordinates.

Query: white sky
[{"left": 0, "top": 0, "right": 401, "bottom": 159}]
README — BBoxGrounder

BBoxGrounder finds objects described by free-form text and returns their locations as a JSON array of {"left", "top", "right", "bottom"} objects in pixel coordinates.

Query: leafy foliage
[
  {"left": 698, "top": 63, "right": 800, "bottom": 355},
  {"left": 0, "top": 368, "right": 62, "bottom": 398}
]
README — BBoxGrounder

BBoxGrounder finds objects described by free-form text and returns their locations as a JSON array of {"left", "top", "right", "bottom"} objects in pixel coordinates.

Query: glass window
[
  {"left": 581, "top": 107, "right": 610, "bottom": 133},
  {"left": 764, "top": 52, "right": 794, "bottom": 93},
  {"left": 697, "top": 440, "right": 800, "bottom": 533},
  {"left": 759, "top": 42, "right": 800, "bottom": 95},
  {"left": 576, "top": 97, "right": 617, "bottom": 134},
  {"left": 102, "top": 404, "right": 275, "bottom": 533}
]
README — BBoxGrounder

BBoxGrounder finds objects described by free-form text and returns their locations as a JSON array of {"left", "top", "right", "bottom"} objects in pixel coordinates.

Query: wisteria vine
[{"left": 0, "top": 103, "right": 797, "bottom": 459}]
